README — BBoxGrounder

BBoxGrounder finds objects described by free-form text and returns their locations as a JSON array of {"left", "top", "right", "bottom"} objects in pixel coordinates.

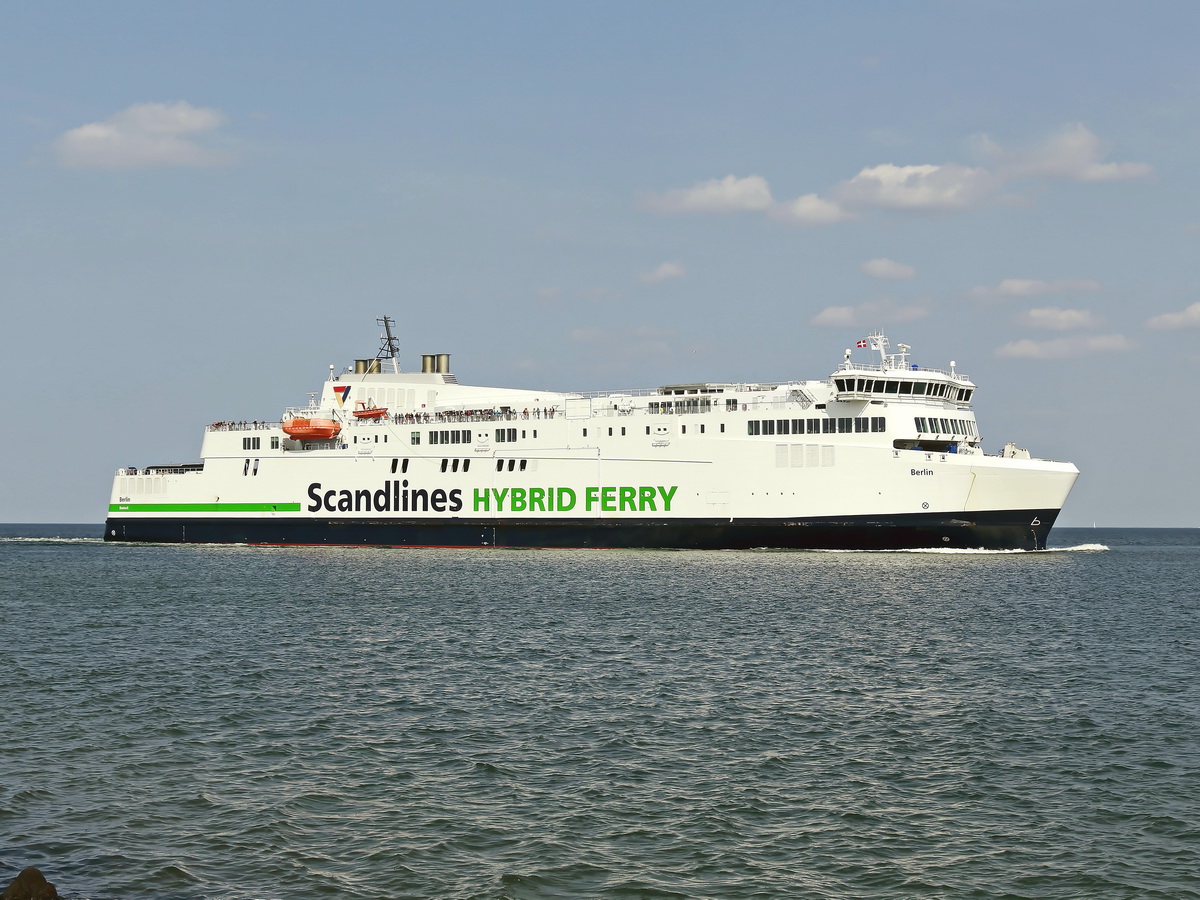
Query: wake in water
[
  {"left": 813, "top": 543, "right": 1109, "bottom": 554},
  {"left": 0, "top": 536, "right": 104, "bottom": 544}
]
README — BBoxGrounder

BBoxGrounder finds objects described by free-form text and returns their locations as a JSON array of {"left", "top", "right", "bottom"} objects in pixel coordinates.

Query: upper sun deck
[{"left": 303, "top": 321, "right": 977, "bottom": 415}]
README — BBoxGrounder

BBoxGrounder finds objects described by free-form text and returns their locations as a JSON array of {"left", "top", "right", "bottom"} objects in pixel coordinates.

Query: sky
[{"left": 2, "top": 1, "right": 1198, "bottom": 526}]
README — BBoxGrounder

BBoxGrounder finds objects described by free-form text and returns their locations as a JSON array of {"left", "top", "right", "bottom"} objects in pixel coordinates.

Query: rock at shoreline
[{"left": 1, "top": 867, "right": 59, "bottom": 900}]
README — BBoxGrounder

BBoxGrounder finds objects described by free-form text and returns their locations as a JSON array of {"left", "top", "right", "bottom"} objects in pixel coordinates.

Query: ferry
[{"left": 105, "top": 317, "right": 1078, "bottom": 550}]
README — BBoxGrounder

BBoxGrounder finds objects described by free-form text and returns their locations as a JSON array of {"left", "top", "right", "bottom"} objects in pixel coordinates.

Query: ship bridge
[{"left": 831, "top": 332, "right": 975, "bottom": 405}]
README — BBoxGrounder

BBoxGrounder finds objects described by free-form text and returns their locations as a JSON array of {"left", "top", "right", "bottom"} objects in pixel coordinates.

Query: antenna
[
  {"left": 376, "top": 315, "right": 401, "bottom": 373},
  {"left": 376, "top": 315, "right": 400, "bottom": 359}
]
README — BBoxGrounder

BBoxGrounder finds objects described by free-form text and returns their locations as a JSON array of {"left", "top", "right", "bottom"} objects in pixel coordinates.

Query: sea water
[{"left": 1, "top": 525, "right": 1197, "bottom": 899}]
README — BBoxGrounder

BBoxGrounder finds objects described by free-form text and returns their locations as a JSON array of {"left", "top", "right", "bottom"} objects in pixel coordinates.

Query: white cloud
[
  {"left": 861, "top": 258, "right": 917, "bottom": 280},
  {"left": 643, "top": 124, "right": 1150, "bottom": 228},
  {"left": 769, "top": 192, "right": 853, "bottom": 225},
  {"left": 1016, "top": 307, "right": 1100, "bottom": 330},
  {"left": 568, "top": 327, "right": 606, "bottom": 343},
  {"left": 536, "top": 286, "right": 563, "bottom": 306},
  {"left": 810, "top": 305, "right": 858, "bottom": 327},
  {"left": 1145, "top": 301, "right": 1200, "bottom": 330},
  {"left": 54, "top": 101, "right": 232, "bottom": 168},
  {"left": 641, "top": 174, "right": 772, "bottom": 213},
  {"left": 638, "top": 262, "right": 686, "bottom": 284},
  {"left": 968, "top": 278, "right": 1101, "bottom": 301},
  {"left": 995, "top": 333, "right": 1133, "bottom": 359},
  {"left": 996, "top": 122, "right": 1153, "bottom": 183},
  {"left": 632, "top": 325, "right": 675, "bottom": 339},
  {"left": 834, "top": 163, "right": 995, "bottom": 211},
  {"left": 810, "top": 298, "right": 930, "bottom": 327}
]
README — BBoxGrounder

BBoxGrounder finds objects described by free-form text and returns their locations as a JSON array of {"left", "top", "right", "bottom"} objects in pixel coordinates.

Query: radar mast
[{"left": 376, "top": 315, "right": 401, "bottom": 373}]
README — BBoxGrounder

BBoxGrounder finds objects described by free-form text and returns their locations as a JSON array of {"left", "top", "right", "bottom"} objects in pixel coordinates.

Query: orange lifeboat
[
  {"left": 352, "top": 401, "right": 389, "bottom": 420},
  {"left": 282, "top": 418, "right": 341, "bottom": 440}
]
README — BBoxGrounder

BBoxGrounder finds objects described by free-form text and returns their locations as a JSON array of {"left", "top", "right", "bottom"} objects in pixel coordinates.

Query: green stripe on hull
[{"left": 109, "top": 503, "right": 302, "bottom": 513}]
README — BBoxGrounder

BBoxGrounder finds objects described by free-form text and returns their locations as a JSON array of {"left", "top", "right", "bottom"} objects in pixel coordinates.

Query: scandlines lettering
[
  {"left": 307, "top": 480, "right": 463, "bottom": 514},
  {"left": 305, "top": 482, "right": 680, "bottom": 515}
]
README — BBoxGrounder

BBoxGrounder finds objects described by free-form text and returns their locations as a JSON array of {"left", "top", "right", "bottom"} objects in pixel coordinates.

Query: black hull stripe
[{"left": 105, "top": 510, "right": 1062, "bottom": 551}]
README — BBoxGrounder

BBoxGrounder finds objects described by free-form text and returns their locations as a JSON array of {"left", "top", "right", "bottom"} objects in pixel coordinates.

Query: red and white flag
[{"left": 856, "top": 339, "right": 868, "bottom": 348}]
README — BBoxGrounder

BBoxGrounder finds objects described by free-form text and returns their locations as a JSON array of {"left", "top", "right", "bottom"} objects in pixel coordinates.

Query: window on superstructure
[
  {"left": 837, "top": 418, "right": 852, "bottom": 433},
  {"left": 402, "top": 458, "right": 409, "bottom": 473},
  {"left": 748, "top": 421, "right": 761, "bottom": 436},
  {"left": 243, "top": 459, "right": 250, "bottom": 476},
  {"left": 271, "top": 436, "right": 279, "bottom": 449},
  {"left": 913, "top": 383, "right": 927, "bottom": 396},
  {"left": 508, "top": 459, "right": 516, "bottom": 471},
  {"left": 720, "top": 424, "right": 725, "bottom": 433},
  {"left": 700, "top": 424, "right": 705, "bottom": 434},
  {"left": 807, "top": 418, "right": 820, "bottom": 433},
  {"left": 884, "top": 381, "right": 899, "bottom": 394},
  {"left": 496, "top": 460, "right": 503, "bottom": 472},
  {"left": 872, "top": 417, "right": 886, "bottom": 432},
  {"left": 519, "top": 459, "right": 527, "bottom": 472},
  {"left": 253, "top": 459, "right": 259, "bottom": 475},
  {"left": 899, "top": 382, "right": 913, "bottom": 395},
  {"left": 583, "top": 428, "right": 588, "bottom": 437},
  {"left": 463, "top": 459, "right": 470, "bottom": 472},
  {"left": 411, "top": 432, "right": 420, "bottom": 445},
  {"left": 822, "top": 418, "right": 835, "bottom": 434},
  {"left": 441, "top": 459, "right": 448, "bottom": 472},
  {"left": 452, "top": 459, "right": 459, "bottom": 472},
  {"left": 726, "top": 399, "right": 738, "bottom": 411},
  {"left": 854, "top": 418, "right": 868, "bottom": 433}
]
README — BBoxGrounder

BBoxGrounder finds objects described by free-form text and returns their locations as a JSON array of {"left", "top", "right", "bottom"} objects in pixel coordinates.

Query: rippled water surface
[{"left": 2, "top": 525, "right": 1198, "bottom": 899}]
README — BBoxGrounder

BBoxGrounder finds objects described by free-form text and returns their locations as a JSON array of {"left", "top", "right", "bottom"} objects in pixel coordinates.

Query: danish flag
[{"left": 856, "top": 339, "right": 868, "bottom": 348}]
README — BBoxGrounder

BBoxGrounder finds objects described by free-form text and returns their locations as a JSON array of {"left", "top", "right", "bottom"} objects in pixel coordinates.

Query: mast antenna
[{"left": 376, "top": 315, "right": 401, "bottom": 372}]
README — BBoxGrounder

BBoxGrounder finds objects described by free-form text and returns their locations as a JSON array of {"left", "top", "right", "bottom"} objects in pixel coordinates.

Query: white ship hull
[{"left": 106, "top": 325, "right": 1078, "bottom": 550}]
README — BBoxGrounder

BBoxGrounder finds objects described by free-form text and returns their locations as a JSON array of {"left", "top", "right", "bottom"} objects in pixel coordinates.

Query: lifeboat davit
[
  {"left": 282, "top": 418, "right": 341, "bottom": 440},
  {"left": 352, "top": 402, "right": 389, "bottom": 420}
]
